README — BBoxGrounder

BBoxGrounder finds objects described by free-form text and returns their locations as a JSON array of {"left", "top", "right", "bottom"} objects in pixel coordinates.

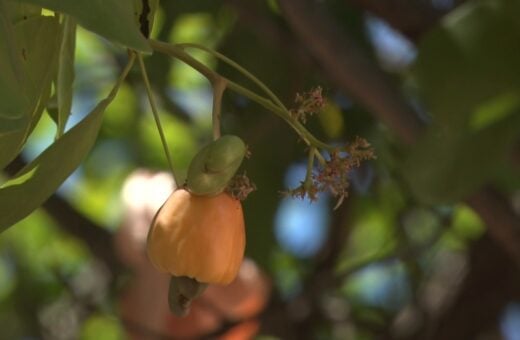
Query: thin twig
[
  {"left": 137, "top": 53, "right": 179, "bottom": 186},
  {"left": 212, "top": 77, "right": 227, "bottom": 140}
]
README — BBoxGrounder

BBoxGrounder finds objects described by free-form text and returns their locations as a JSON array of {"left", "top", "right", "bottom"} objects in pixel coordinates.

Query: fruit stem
[{"left": 212, "top": 77, "right": 227, "bottom": 140}]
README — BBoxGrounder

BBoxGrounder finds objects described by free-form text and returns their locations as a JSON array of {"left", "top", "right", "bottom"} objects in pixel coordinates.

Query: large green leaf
[
  {"left": 5, "top": 0, "right": 41, "bottom": 23},
  {"left": 0, "top": 87, "right": 52, "bottom": 171},
  {"left": 16, "top": 16, "right": 60, "bottom": 102},
  {"left": 404, "top": 0, "right": 520, "bottom": 204},
  {"left": 402, "top": 101, "right": 520, "bottom": 204},
  {"left": 16, "top": 0, "right": 150, "bottom": 52},
  {"left": 0, "top": 0, "right": 30, "bottom": 130},
  {"left": 1, "top": 97, "right": 110, "bottom": 231},
  {"left": 413, "top": 0, "right": 520, "bottom": 127},
  {"left": 0, "top": 53, "right": 134, "bottom": 231},
  {"left": 0, "top": 16, "right": 60, "bottom": 169},
  {"left": 56, "top": 15, "right": 76, "bottom": 137}
]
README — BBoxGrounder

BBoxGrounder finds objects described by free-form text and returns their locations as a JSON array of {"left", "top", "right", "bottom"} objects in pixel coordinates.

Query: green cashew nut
[{"left": 186, "top": 135, "right": 246, "bottom": 196}]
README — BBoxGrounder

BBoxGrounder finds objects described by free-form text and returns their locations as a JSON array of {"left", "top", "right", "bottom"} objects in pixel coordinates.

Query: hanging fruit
[
  {"left": 146, "top": 189, "right": 245, "bottom": 285},
  {"left": 146, "top": 135, "right": 248, "bottom": 315}
]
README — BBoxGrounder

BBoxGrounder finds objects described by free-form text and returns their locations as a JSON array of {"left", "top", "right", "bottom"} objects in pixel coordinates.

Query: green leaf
[
  {"left": 0, "top": 0, "right": 30, "bottom": 129},
  {"left": 0, "top": 86, "right": 51, "bottom": 170},
  {"left": 0, "top": 54, "right": 134, "bottom": 231},
  {"left": 17, "top": 0, "right": 150, "bottom": 52},
  {"left": 413, "top": 0, "right": 520, "bottom": 127},
  {"left": 5, "top": 0, "right": 41, "bottom": 23},
  {"left": 402, "top": 111, "right": 520, "bottom": 204},
  {"left": 56, "top": 15, "right": 76, "bottom": 137},
  {"left": 0, "top": 15, "right": 60, "bottom": 169},
  {"left": 45, "top": 94, "right": 59, "bottom": 125},
  {"left": 0, "top": 97, "right": 108, "bottom": 230},
  {"left": 405, "top": 0, "right": 520, "bottom": 204},
  {"left": 16, "top": 16, "right": 60, "bottom": 104}
]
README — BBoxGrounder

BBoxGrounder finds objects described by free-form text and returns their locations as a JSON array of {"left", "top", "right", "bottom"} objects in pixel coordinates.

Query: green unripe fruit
[{"left": 186, "top": 135, "right": 246, "bottom": 196}]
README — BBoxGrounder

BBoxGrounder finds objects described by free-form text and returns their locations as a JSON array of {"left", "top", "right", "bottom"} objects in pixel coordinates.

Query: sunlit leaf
[
  {"left": 0, "top": 87, "right": 52, "bottom": 172},
  {"left": 17, "top": 0, "right": 150, "bottom": 52},
  {"left": 0, "top": 1, "right": 30, "bottom": 130},
  {"left": 0, "top": 85, "right": 121, "bottom": 230},
  {"left": 0, "top": 15, "right": 59, "bottom": 169},
  {"left": 470, "top": 91, "right": 520, "bottom": 131},
  {"left": 5, "top": 1, "right": 41, "bottom": 24},
  {"left": 55, "top": 15, "right": 76, "bottom": 137}
]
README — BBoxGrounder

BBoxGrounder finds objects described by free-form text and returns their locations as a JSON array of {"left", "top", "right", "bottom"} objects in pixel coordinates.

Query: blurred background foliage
[{"left": 1, "top": 0, "right": 520, "bottom": 339}]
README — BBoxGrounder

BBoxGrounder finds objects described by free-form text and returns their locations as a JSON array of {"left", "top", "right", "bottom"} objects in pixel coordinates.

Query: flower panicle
[
  {"left": 289, "top": 86, "right": 325, "bottom": 123},
  {"left": 285, "top": 136, "right": 375, "bottom": 207}
]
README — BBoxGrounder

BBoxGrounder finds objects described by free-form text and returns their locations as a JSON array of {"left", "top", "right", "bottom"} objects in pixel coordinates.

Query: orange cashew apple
[{"left": 146, "top": 188, "right": 245, "bottom": 285}]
